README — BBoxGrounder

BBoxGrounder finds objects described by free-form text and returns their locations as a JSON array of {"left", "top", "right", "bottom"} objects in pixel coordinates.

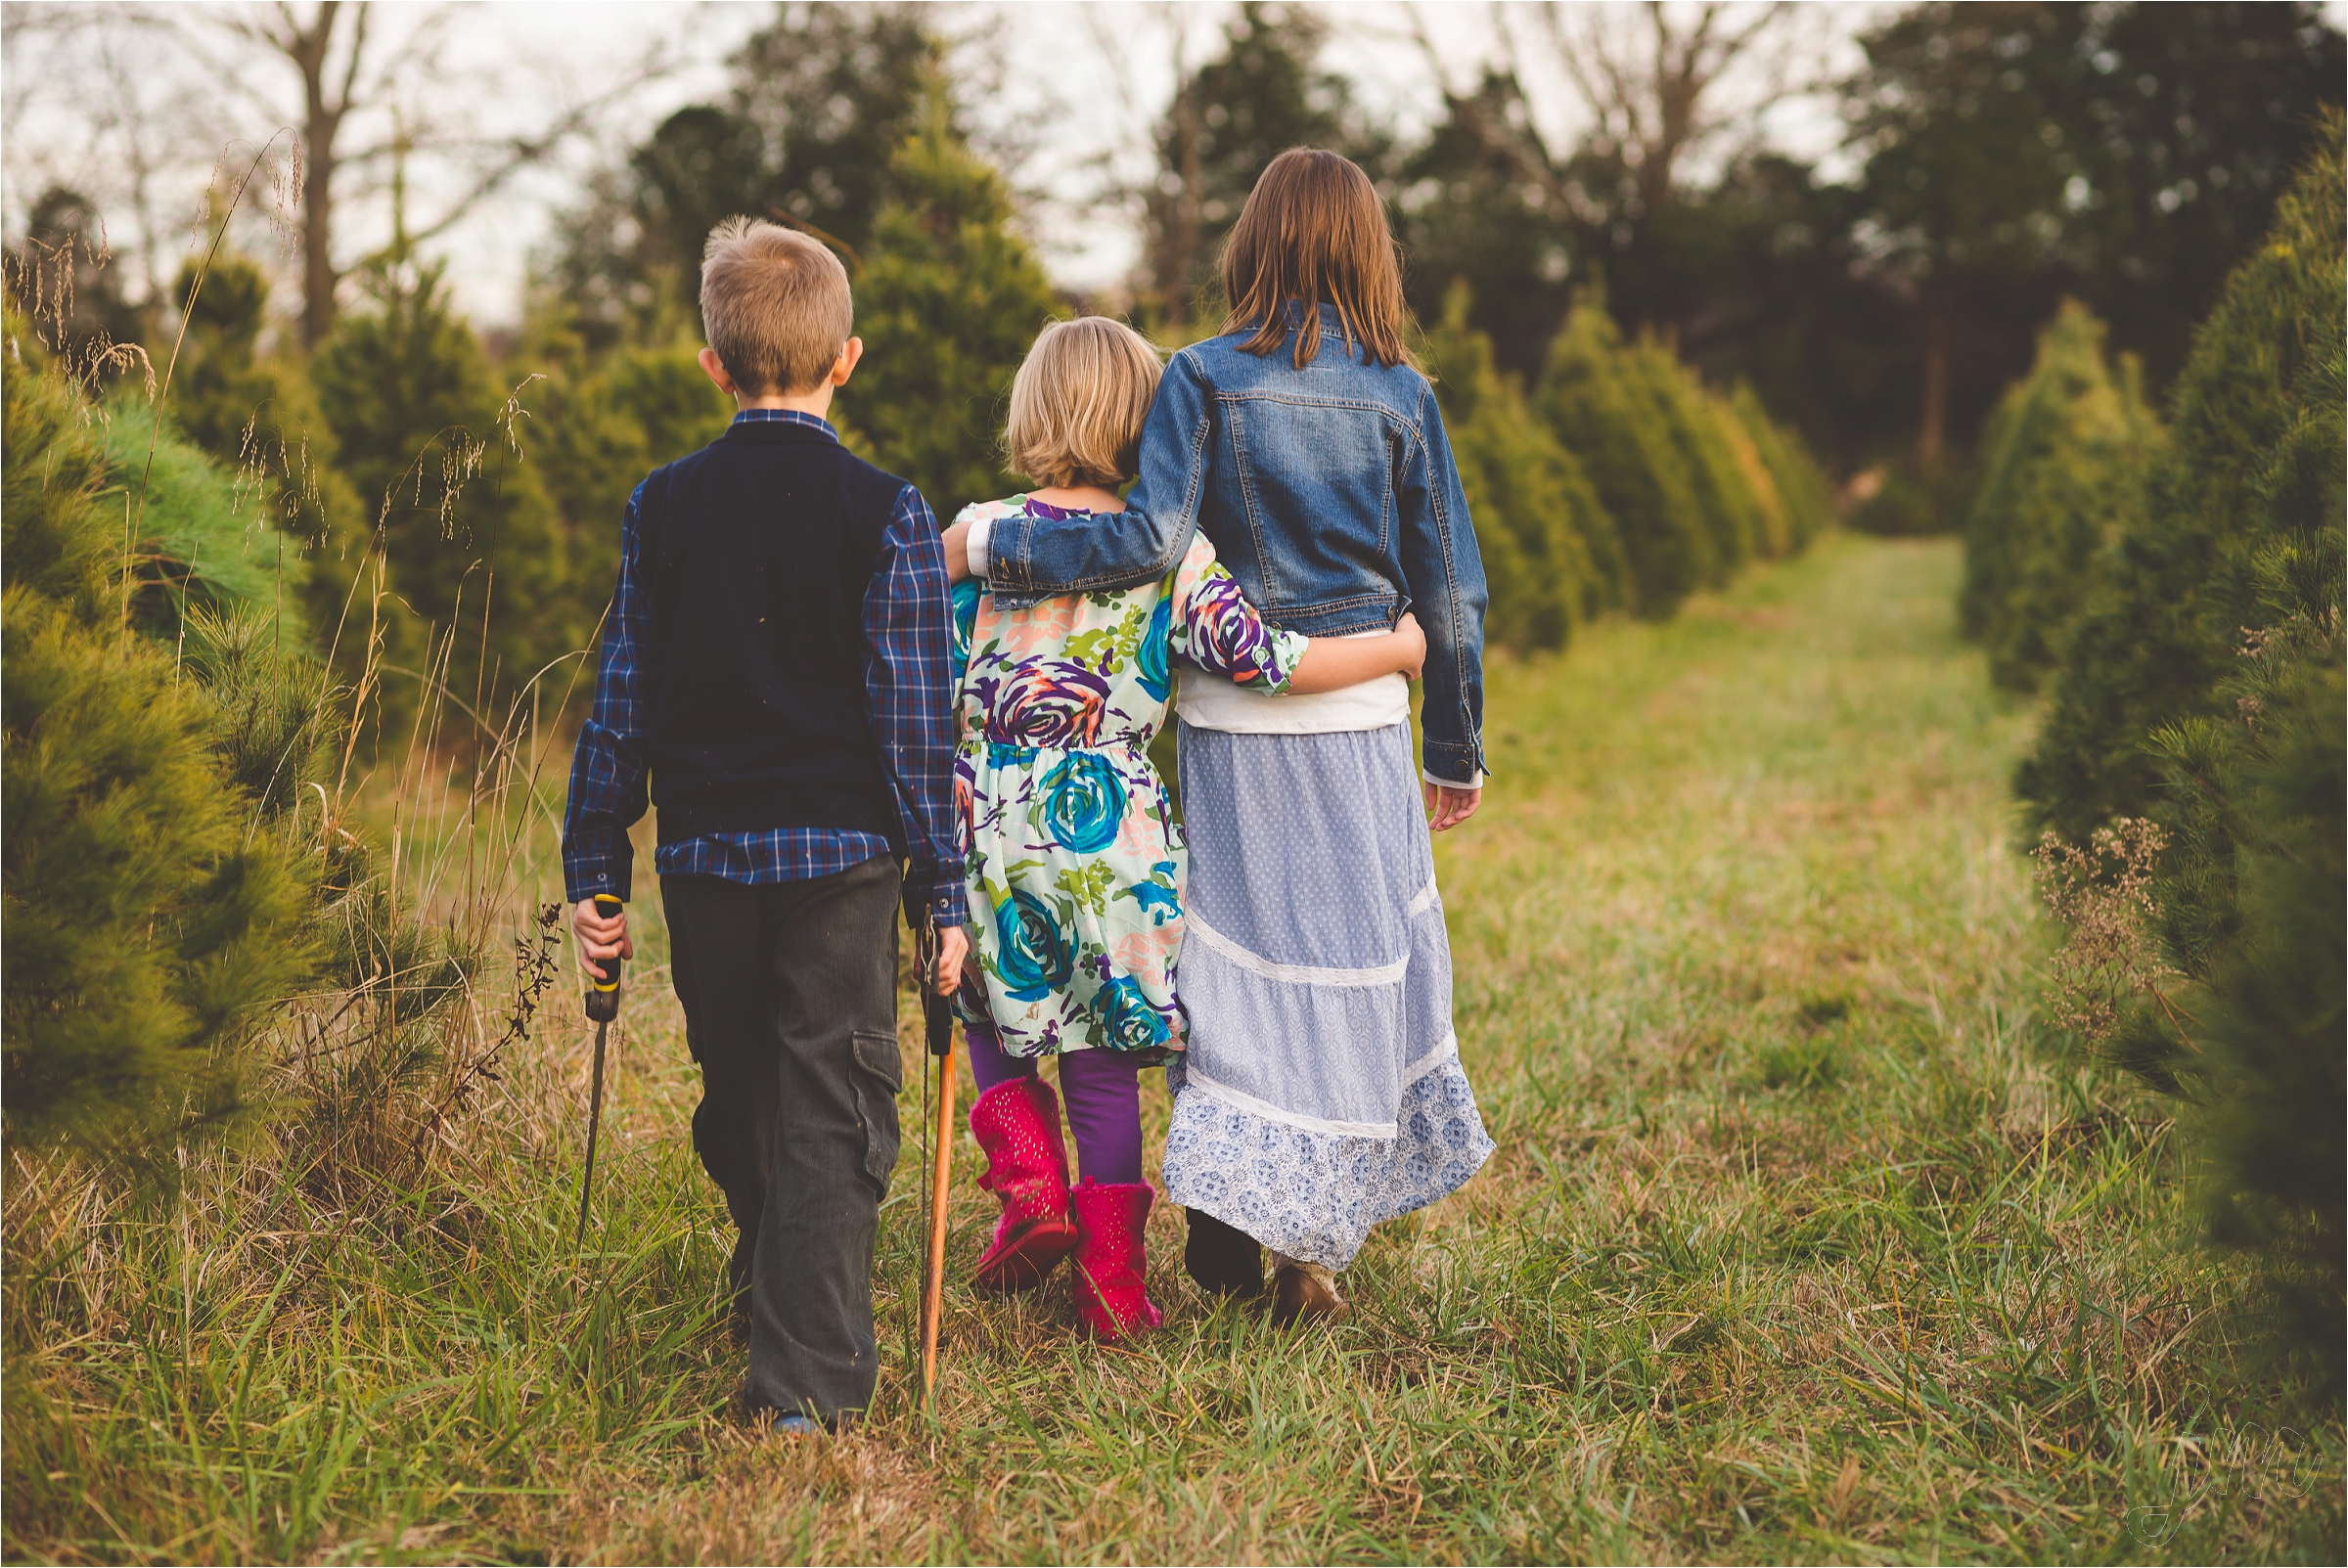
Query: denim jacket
[{"left": 982, "top": 304, "right": 1489, "bottom": 785}]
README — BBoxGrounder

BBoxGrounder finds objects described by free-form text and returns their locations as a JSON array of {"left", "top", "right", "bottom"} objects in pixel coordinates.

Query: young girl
[
  {"left": 944, "top": 151, "right": 1497, "bottom": 1326},
  {"left": 949, "top": 316, "right": 1425, "bottom": 1341}
]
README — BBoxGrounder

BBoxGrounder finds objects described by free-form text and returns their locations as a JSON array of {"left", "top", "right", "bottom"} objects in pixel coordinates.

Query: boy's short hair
[
  {"left": 1006, "top": 318, "right": 1164, "bottom": 489},
  {"left": 700, "top": 217, "right": 853, "bottom": 396}
]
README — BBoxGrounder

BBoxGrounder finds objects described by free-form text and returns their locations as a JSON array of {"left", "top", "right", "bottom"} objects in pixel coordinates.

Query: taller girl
[{"left": 944, "top": 150, "right": 1494, "bottom": 1322}]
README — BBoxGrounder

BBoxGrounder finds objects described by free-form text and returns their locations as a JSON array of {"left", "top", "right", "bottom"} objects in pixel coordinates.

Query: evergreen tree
[
  {"left": 2017, "top": 122, "right": 2344, "bottom": 846},
  {"left": 1712, "top": 395, "right": 1792, "bottom": 559},
  {"left": 1423, "top": 286, "right": 1623, "bottom": 650},
  {"left": 310, "top": 265, "right": 575, "bottom": 723},
  {"left": 2192, "top": 659, "right": 2344, "bottom": 1396},
  {"left": 850, "top": 84, "right": 1061, "bottom": 517},
  {"left": 1, "top": 328, "right": 310, "bottom": 1156},
  {"left": 550, "top": 3, "right": 937, "bottom": 349},
  {"left": 2, "top": 188, "right": 151, "bottom": 386},
  {"left": 1626, "top": 335, "right": 1765, "bottom": 582},
  {"left": 519, "top": 329, "right": 734, "bottom": 648},
  {"left": 1732, "top": 381, "right": 1838, "bottom": 550},
  {"left": 1143, "top": 2, "right": 1383, "bottom": 328},
  {"left": 1394, "top": 71, "right": 1576, "bottom": 385},
  {"left": 167, "top": 252, "right": 370, "bottom": 561},
  {"left": 1538, "top": 292, "right": 1714, "bottom": 617},
  {"left": 2016, "top": 118, "right": 2343, "bottom": 1385},
  {"left": 1961, "top": 302, "right": 2164, "bottom": 693}
]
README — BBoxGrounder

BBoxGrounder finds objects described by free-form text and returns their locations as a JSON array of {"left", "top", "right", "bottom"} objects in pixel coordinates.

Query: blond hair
[
  {"left": 699, "top": 217, "right": 853, "bottom": 396},
  {"left": 1006, "top": 318, "right": 1164, "bottom": 489},
  {"left": 1221, "top": 148, "right": 1414, "bottom": 371}
]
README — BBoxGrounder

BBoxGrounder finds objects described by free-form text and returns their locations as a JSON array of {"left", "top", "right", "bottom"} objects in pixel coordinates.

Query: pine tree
[
  {"left": 310, "top": 265, "right": 575, "bottom": 726},
  {"left": 1732, "top": 382, "right": 1837, "bottom": 551},
  {"left": 2015, "top": 117, "right": 2344, "bottom": 1388},
  {"left": 1713, "top": 396, "right": 1791, "bottom": 560},
  {"left": 2194, "top": 658, "right": 2344, "bottom": 1396},
  {"left": 1626, "top": 335, "right": 1765, "bottom": 582},
  {"left": 2017, "top": 119, "right": 2345, "bottom": 846},
  {"left": 167, "top": 251, "right": 366, "bottom": 561},
  {"left": 1538, "top": 292, "right": 1714, "bottom": 618},
  {"left": 850, "top": 82, "right": 1061, "bottom": 517},
  {"left": 1, "top": 327, "right": 310, "bottom": 1156},
  {"left": 1961, "top": 301, "right": 2163, "bottom": 693},
  {"left": 518, "top": 324, "right": 733, "bottom": 657},
  {"left": 1423, "top": 286, "right": 1624, "bottom": 650}
]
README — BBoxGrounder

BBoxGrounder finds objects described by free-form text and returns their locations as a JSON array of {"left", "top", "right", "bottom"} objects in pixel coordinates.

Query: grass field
[{"left": 6, "top": 534, "right": 2340, "bottom": 1564}]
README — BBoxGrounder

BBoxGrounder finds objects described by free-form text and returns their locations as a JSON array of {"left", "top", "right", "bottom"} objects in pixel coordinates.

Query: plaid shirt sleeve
[
  {"left": 562, "top": 480, "right": 653, "bottom": 905},
  {"left": 866, "top": 486, "right": 968, "bottom": 928}
]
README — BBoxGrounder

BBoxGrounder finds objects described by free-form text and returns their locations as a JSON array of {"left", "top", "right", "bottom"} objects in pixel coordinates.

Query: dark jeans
[{"left": 661, "top": 855, "right": 903, "bottom": 1422}]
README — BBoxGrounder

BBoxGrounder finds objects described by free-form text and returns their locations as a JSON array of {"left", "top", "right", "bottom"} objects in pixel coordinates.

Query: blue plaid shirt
[{"left": 561, "top": 409, "right": 967, "bottom": 927}]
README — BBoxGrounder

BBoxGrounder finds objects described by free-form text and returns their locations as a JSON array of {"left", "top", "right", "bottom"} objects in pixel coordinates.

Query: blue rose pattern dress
[{"left": 949, "top": 496, "right": 1309, "bottom": 1060}]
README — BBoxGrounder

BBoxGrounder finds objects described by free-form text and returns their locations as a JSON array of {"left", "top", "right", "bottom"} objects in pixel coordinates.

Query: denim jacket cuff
[
  {"left": 1422, "top": 739, "right": 1486, "bottom": 787},
  {"left": 982, "top": 508, "right": 1029, "bottom": 589},
  {"left": 979, "top": 510, "right": 1049, "bottom": 610}
]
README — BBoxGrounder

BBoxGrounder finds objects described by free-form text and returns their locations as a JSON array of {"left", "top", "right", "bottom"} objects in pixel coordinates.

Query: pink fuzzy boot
[
  {"left": 1068, "top": 1180, "right": 1164, "bottom": 1341},
  {"left": 968, "top": 1078, "right": 1080, "bottom": 1291}
]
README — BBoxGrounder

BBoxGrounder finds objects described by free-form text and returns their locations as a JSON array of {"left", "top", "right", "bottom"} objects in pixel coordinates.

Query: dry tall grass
[{"left": 6, "top": 535, "right": 2339, "bottom": 1563}]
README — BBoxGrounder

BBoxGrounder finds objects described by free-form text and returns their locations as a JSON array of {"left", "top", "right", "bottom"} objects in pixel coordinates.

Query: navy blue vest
[{"left": 640, "top": 419, "right": 907, "bottom": 844}]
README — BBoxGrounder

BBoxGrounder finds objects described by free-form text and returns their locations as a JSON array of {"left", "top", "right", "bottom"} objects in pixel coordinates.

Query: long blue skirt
[{"left": 1162, "top": 720, "right": 1494, "bottom": 1270}]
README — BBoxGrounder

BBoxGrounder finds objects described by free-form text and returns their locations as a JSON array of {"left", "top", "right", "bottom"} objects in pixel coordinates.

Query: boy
[{"left": 562, "top": 217, "right": 967, "bottom": 1432}]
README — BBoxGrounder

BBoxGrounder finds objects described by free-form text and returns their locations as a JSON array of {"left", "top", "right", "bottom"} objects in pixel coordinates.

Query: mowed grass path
[{"left": 7, "top": 536, "right": 2340, "bottom": 1564}]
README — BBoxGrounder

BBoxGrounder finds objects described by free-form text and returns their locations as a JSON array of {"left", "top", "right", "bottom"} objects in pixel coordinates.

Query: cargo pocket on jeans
[{"left": 849, "top": 1030, "right": 904, "bottom": 1198}]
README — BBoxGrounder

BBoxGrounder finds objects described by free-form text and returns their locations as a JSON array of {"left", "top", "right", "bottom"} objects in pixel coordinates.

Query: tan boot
[{"left": 1269, "top": 1252, "right": 1348, "bottom": 1327}]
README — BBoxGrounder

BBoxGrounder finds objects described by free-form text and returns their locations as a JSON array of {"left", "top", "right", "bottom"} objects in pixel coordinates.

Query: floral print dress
[{"left": 949, "top": 496, "right": 1307, "bottom": 1061}]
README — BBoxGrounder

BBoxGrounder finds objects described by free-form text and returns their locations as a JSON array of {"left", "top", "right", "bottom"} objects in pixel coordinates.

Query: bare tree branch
[{"left": 399, "top": 52, "right": 683, "bottom": 249}]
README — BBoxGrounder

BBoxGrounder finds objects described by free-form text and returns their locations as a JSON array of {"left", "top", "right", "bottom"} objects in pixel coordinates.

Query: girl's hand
[
  {"left": 1422, "top": 783, "right": 1481, "bottom": 832},
  {"left": 1392, "top": 611, "right": 1426, "bottom": 680},
  {"left": 940, "top": 517, "right": 975, "bottom": 583}
]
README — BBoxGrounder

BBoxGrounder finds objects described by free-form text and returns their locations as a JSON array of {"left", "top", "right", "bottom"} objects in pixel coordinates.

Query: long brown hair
[{"left": 1219, "top": 148, "right": 1415, "bottom": 371}]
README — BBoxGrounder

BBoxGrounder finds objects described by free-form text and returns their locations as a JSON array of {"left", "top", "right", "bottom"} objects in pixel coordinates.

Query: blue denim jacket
[{"left": 983, "top": 304, "right": 1489, "bottom": 784}]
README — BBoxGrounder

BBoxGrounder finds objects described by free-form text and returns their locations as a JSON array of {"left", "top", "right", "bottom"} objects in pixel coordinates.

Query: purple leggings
[{"left": 964, "top": 1022, "right": 1145, "bottom": 1185}]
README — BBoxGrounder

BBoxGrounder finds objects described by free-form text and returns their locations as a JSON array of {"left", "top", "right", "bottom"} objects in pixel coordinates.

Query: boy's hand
[
  {"left": 1392, "top": 611, "right": 1426, "bottom": 681},
  {"left": 933, "top": 924, "right": 970, "bottom": 996},
  {"left": 573, "top": 898, "right": 634, "bottom": 975},
  {"left": 940, "top": 516, "right": 975, "bottom": 584}
]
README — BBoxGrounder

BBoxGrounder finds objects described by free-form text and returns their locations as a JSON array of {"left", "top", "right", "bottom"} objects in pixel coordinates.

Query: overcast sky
[{"left": 2, "top": 1, "right": 1884, "bottom": 327}]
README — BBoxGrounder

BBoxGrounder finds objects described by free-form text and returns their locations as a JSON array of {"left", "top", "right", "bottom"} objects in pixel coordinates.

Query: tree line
[{"left": 1959, "top": 114, "right": 2342, "bottom": 1399}]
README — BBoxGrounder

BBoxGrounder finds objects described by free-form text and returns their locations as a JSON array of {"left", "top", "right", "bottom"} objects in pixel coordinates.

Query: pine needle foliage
[
  {"left": 310, "top": 264, "right": 574, "bottom": 730},
  {"left": 1423, "top": 286, "right": 1625, "bottom": 651},
  {"left": 2010, "top": 116, "right": 2344, "bottom": 1390},
  {"left": 2192, "top": 659, "right": 2345, "bottom": 1396},
  {"left": 850, "top": 80, "right": 1061, "bottom": 517},
  {"left": 2016, "top": 118, "right": 2345, "bottom": 845},
  {"left": 167, "top": 252, "right": 363, "bottom": 558},
  {"left": 519, "top": 332, "right": 733, "bottom": 630},
  {"left": 1538, "top": 294, "right": 1715, "bottom": 618},
  {"left": 0, "top": 336, "right": 311, "bottom": 1157},
  {"left": 1961, "top": 301, "right": 2164, "bottom": 694},
  {"left": 97, "top": 401, "right": 314, "bottom": 647}
]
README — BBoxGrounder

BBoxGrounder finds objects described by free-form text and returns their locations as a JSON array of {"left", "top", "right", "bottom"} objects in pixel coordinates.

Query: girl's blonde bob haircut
[{"left": 1006, "top": 317, "right": 1164, "bottom": 489}]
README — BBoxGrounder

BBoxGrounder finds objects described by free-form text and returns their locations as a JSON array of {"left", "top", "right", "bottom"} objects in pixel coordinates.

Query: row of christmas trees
[
  {"left": 1426, "top": 286, "right": 1836, "bottom": 653},
  {"left": 1958, "top": 115, "right": 2343, "bottom": 1386},
  {"left": 133, "top": 87, "right": 1834, "bottom": 724}
]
